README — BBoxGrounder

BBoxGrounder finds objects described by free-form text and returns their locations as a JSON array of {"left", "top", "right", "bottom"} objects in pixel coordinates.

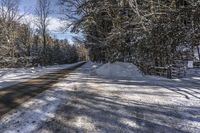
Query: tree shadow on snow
[{"left": 36, "top": 65, "right": 200, "bottom": 133}]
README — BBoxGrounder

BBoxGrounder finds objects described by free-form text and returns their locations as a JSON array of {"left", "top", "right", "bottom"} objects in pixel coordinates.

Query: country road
[
  {"left": 0, "top": 62, "right": 200, "bottom": 133},
  {"left": 1, "top": 0, "right": 200, "bottom": 133},
  {"left": 0, "top": 62, "right": 85, "bottom": 117}
]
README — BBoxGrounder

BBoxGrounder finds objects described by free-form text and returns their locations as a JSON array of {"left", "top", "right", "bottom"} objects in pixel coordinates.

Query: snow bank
[{"left": 95, "top": 62, "right": 143, "bottom": 79}]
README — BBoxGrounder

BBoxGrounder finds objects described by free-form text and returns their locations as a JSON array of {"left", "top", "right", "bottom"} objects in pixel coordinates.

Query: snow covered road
[
  {"left": 36, "top": 62, "right": 200, "bottom": 133},
  {"left": 0, "top": 62, "right": 85, "bottom": 89},
  {"left": 0, "top": 62, "right": 85, "bottom": 117},
  {"left": 0, "top": 62, "right": 200, "bottom": 133}
]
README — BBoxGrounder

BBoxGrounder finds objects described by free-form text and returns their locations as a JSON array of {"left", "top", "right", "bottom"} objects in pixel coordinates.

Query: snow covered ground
[
  {"left": 94, "top": 62, "right": 143, "bottom": 79},
  {"left": 0, "top": 62, "right": 84, "bottom": 89},
  {"left": 0, "top": 79, "right": 77, "bottom": 133},
  {"left": 186, "top": 68, "right": 200, "bottom": 78},
  {"left": 0, "top": 62, "right": 200, "bottom": 133}
]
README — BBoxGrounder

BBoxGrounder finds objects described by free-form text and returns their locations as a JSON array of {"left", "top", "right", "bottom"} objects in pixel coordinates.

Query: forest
[
  {"left": 1, "top": 0, "right": 200, "bottom": 74},
  {"left": 0, "top": 0, "right": 88, "bottom": 68},
  {"left": 60, "top": 0, "right": 200, "bottom": 74}
]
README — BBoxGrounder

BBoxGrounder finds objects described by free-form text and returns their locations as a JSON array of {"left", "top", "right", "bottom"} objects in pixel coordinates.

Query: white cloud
[
  {"left": 48, "top": 16, "right": 68, "bottom": 31},
  {"left": 21, "top": 14, "right": 69, "bottom": 32},
  {"left": 20, "top": 14, "right": 80, "bottom": 43}
]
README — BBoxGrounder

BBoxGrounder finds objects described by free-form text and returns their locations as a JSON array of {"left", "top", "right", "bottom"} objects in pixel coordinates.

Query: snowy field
[
  {"left": 0, "top": 62, "right": 200, "bottom": 133},
  {"left": 0, "top": 62, "right": 84, "bottom": 89}
]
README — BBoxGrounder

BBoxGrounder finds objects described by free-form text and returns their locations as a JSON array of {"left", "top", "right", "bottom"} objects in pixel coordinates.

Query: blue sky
[{"left": 19, "top": 0, "right": 80, "bottom": 43}]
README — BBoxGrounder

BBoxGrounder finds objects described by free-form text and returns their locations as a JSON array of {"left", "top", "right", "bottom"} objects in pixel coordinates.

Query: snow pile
[{"left": 95, "top": 62, "right": 143, "bottom": 79}]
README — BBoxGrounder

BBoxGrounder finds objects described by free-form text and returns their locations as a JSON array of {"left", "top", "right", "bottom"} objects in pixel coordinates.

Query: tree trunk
[
  {"left": 197, "top": 45, "right": 200, "bottom": 61},
  {"left": 43, "top": 30, "right": 47, "bottom": 65}
]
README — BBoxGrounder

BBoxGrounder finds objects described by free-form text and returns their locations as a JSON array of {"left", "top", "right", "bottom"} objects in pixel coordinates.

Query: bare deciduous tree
[
  {"left": 0, "top": 0, "right": 21, "bottom": 58},
  {"left": 35, "top": 0, "right": 51, "bottom": 64}
]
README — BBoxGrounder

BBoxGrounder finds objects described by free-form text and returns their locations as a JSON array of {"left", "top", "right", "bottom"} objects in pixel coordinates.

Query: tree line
[
  {"left": 60, "top": 0, "right": 200, "bottom": 72},
  {"left": 0, "top": 0, "right": 88, "bottom": 68}
]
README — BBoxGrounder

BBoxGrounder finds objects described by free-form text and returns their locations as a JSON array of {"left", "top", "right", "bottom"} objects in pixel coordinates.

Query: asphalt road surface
[{"left": 0, "top": 62, "right": 85, "bottom": 117}]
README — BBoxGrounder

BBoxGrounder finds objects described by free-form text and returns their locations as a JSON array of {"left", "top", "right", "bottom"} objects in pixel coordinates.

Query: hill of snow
[{"left": 95, "top": 62, "right": 143, "bottom": 79}]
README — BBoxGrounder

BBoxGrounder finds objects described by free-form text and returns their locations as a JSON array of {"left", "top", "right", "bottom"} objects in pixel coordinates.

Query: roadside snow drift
[{"left": 95, "top": 62, "right": 143, "bottom": 79}]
